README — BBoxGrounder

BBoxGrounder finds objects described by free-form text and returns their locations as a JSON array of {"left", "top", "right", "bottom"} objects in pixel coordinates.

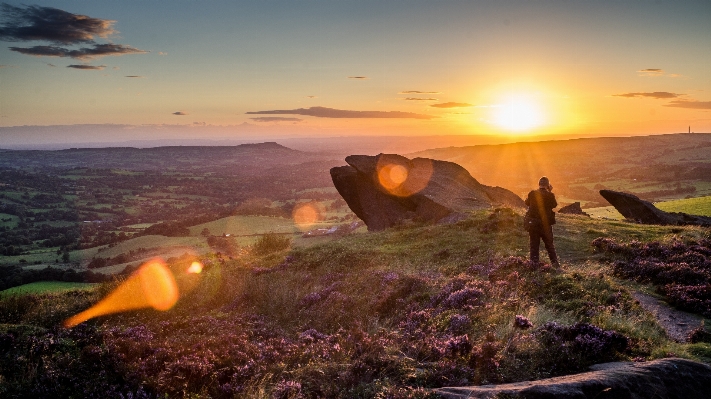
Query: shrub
[{"left": 252, "top": 233, "right": 292, "bottom": 255}]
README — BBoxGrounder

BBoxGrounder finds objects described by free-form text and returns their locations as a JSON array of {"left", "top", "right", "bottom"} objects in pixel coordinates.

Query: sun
[{"left": 492, "top": 95, "right": 546, "bottom": 132}]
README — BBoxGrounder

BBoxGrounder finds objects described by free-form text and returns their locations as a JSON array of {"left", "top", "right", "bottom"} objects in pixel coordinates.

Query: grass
[
  {"left": 1, "top": 281, "right": 96, "bottom": 296},
  {"left": 1, "top": 209, "right": 709, "bottom": 397},
  {"left": 656, "top": 195, "right": 711, "bottom": 216}
]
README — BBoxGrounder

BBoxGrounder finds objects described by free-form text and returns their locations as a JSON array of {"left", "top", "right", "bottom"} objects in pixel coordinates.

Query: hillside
[
  {"left": 1, "top": 209, "right": 710, "bottom": 398},
  {"left": 411, "top": 133, "right": 711, "bottom": 207}
]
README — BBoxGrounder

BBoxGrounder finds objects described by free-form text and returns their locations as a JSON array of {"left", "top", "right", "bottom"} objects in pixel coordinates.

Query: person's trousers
[{"left": 529, "top": 225, "right": 558, "bottom": 264}]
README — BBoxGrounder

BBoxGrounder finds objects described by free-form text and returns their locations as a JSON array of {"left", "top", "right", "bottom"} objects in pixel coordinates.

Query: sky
[{"left": 0, "top": 0, "right": 710, "bottom": 145}]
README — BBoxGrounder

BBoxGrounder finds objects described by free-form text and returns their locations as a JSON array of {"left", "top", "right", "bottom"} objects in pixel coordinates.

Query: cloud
[
  {"left": 67, "top": 64, "right": 105, "bottom": 70},
  {"left": 348, "top": 76, "right": 368, "bottom": 79},
  {"left": 613, "top": 92, "right": 679, "bottom": 99},
  {"left": 664, "top": 100, "right": 711, "bottom": 110},
  {"left": 158, "top": 52, "right": 168, "bottom": 56},
  {"left": 250, "top": 117, "right": 304, "bottom": 122},
  {"left": 125, "top": 75, "right": 144, "bottom": 78},
  {"left": 9, "top": 43, "right": 147, "bottom": 60},
  {"left": 404, "top": 97, "right": 437, "bottom": 101},
  {"left": 400, "top": 90, "right": 440, "bottom": 94},
  {"left": 173, "top": 111, "right": 188, "bottom": 116},
  {"left": 46, "top": 63, "right": 56, "bottom": 67},
  {"left": 430, "top": 102, "right": 473, "bottom": 108},
  {"left": 637, "top": 68, "right": 664, "bottom": 77},
  {"left": 306, "top": 95, "right": 316, "bottom": 98},
  {"left": 0, "top": 4, "right": 116, "bottom": 44},
  {"left": 246, "top": 106, "right": 433, "bottom": 119}
]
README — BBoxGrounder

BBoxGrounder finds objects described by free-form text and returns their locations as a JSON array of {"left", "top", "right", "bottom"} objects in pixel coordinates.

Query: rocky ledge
[
  {"left": 599, "top": 189, "right": 711, "bottom": 226},
  {"left": 436, "top": 358, "right": 711, "bottom": 399}
]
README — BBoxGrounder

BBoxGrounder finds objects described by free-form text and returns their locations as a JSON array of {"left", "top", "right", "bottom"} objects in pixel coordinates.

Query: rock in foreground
[
  {"left": 436, "top": 358, "right": 711, "bottom": 399},
  {"left": 599, "top": 189, "right": 711, "bottom": 226},
  {"left": 331, "top": 154, "right": 524, "bottom": 231}
]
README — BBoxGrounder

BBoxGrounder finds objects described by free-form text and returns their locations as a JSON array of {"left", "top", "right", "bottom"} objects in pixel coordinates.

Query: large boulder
[
  {"left": 599, "top": 190, "right": 711, "bottom": 226},
  {"left": 436, "top": 358, "right": 711, "bottom": 399},
  {"left": 330, "top": 154, "right": 524, "bottom": 231}
]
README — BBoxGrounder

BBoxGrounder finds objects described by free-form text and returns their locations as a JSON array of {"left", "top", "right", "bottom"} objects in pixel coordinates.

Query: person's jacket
[{"left": 525, "top": 188, "right": 557, "bottom": 227}]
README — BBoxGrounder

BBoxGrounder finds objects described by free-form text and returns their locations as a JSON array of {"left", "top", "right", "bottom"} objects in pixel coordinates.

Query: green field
[
  {"left": 0, "top": 281, "right": 96, "bottom": 296},
  {"left": 189, "top": 215, "right": 300, "bottom": 237},
  {"left": 656, "top": 195, "right": 711, "bottom": 216}
]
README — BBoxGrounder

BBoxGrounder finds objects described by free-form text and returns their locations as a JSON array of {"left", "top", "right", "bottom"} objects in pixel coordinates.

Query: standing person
[{"left": 524, "top": 176, "right": 560, "bottom": 267}]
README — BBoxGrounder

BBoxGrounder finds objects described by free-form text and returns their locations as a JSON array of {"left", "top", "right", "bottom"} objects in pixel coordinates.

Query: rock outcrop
[
  {"left": 436, "top": 358, "right": 711, "bottom": 399},
  {"left": 330, "top": 154, "right": 524, "bottom": 231},
  {"left": 599, "top": 190, "right": 711, "bottom": 226},
  {"left": 559, "top": 202, "right": 590, "bottom": 216}
]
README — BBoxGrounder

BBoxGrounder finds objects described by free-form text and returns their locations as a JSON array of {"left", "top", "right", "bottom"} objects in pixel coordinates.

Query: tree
[
  {"left": 62, "top": 251, "right": 70, "bottom": 263},
  {"left": 201, "top": 227, "right": 211, "bottom": 237}
]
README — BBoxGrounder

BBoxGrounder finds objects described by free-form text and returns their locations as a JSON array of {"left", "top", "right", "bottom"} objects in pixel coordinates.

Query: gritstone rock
[
  {"left": 559, "top": 202, "right": 590, "bottom": 217},
  {"left": 435, "top": 358, "right": 711, "bottom": 399},
  {"left": 330, "top": 153, "right": 524, "bottom": 231},
  {"left": 599, "top": 189, "right": 711, "bottom": 226}
]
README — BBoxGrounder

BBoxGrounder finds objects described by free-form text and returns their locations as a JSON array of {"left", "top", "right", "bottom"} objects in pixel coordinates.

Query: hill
[
  {"left": 1, "top": 209, "right": 710, "bottom": 397},
  {"left": 411, "top": 133, "right": 711, "bottom": 207}
]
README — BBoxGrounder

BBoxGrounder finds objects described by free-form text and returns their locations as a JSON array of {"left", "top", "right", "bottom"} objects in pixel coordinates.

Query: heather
[
  {"left": 592, "top": 237, "right": 711, "bottom": 316},
  {"left": 1, "top": 210, "right": 708, "bottom": 398}
]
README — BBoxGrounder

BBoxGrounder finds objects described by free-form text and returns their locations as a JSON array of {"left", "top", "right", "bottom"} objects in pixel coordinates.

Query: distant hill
[
  {"left": 0, "top": 142, "right": 324, "bottom": 171},
  {"left": 410, "top": 133, "right": 711, "bottom": 206}
]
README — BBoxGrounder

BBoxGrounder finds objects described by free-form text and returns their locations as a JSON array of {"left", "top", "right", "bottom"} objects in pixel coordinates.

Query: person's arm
[{"left": 549, "top": 192, "right": 557, "bottom": 209}]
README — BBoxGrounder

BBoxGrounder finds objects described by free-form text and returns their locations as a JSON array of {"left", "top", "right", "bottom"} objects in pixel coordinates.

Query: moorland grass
[{"left": 1, "top": 209, "right": 709, "bottom": 398}]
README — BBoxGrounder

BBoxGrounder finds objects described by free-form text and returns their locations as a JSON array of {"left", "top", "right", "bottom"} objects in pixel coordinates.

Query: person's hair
[{"left": 538, "top": 176, "right": 550, "bottom": 187}]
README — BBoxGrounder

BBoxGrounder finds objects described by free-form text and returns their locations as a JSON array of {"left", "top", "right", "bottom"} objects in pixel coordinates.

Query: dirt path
[{"left": 632, "top": 291, "right": 703, "bottom": 342}]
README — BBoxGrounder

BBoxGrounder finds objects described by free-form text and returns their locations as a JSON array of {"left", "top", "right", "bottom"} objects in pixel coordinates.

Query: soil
[{"left": 632, "top": 290, "right": 703, "bottom": 342}]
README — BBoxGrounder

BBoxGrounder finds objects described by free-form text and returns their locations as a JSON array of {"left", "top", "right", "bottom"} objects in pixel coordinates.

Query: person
[{"left": 524, "top": 176, "right": 560, "bottom": 267}]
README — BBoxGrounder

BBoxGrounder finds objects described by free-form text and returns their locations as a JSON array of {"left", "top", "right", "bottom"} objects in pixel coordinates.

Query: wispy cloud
[
  {"left": 637, "top": 68, "right": 664, "bottom": 77},
  {"left": 306, "top": 95, "right": 317, "bottom": 98},
  {"left": 67, "top": 64, "right": 105, "bottom": 70},
  {"left": 125, "top": 75, "right": 144, "bottom": 78},
  {"left": 348, "top": 76, "right": 368, "bottom": 79},
  {"left": 400, "top": 90, "right": 440, "bottom": 94},
  {"left": 664, "top": 100, "right": 711, "bottom": 110},
  {"left": 0, "top": 3, "right": 115, "bottom": 44},
  {"left": 158, "top": 52, "right": 168, "bottom": 56},
  {"left": 173, "top": 111, "right": 188, "bottom": 116},
  {"left": 613, "top": 92, "right": 679, "bottom": 99},
  {"left": 250, "top": 117, "right": 303, "bottom": 122},
  {"left": 637, "top": 69, "right": 683, "bottom": 78},
  {"left": 404, "top": 97, "right": 437, "bottom": 101},
  {"left": 246, "top": 106, "right": 433, "bottom": 119},
  {"left": 9, "top": 43, "right": 147, "bottom": 60},
  {"left": 46, "top": 63, "right": 56, "bottom": 67},
  {"left": 430, "top": 102, "right": 473, "bottom": 108}
]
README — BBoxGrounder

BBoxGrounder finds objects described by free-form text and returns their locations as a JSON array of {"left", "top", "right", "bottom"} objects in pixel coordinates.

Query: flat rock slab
[
  {"left": 435, "top": 358, "right": 711, "bottom": 399},
  {"left": 632, "top": 291, "right": 703, "bottom": 342}
]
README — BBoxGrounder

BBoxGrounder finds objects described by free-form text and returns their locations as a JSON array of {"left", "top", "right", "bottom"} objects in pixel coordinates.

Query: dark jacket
[{"left": 525, "top": 188, "right": 557, "bottom": 227}]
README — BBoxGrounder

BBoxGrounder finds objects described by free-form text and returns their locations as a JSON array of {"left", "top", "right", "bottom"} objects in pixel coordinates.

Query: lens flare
[
  {"left": 378, "top": 164, "right": 408, "bottom": 191},
  {"left": 187, "top": 261, "right": 203, "bottom": 274},
  {"left": 376, "top": 157, "right": 433, "bottom": 197},
  {"left": 292, "top": 202, "right": 323, "bottom": 230},
  {"left": 64, "top": 258, "right": 178, "bottom": 328}
]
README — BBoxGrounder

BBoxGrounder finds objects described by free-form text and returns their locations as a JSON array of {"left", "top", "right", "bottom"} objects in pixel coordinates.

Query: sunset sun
[{"left": 492, "top": 95, "right": 546, "bottom": 132}]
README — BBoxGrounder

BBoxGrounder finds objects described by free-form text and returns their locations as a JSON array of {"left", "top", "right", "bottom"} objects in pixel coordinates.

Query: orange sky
[{"left": 1, "top": 1, "right": 710, "bottom": 143}]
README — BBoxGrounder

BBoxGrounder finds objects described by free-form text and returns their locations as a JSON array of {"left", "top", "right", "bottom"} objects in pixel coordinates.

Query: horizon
[{"left": 1, "top": 1, "right": 710, "bottom": 145}]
